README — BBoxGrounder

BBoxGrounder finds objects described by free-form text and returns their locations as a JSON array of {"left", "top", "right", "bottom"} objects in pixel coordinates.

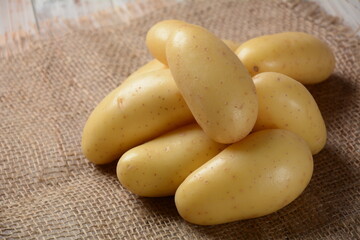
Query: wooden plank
[
  {"left": 0, "top": 0, "right": 38, "bottom": 52},
  {"left": 32, "top": 0, "right": 113, "bottom": 34},
  {"left": 0, "top": 0, "right": 37, "bottom": 35}
]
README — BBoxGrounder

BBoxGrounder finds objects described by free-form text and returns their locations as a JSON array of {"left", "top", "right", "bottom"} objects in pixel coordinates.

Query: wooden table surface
[{"left": 0, "top": 0, "right": 359, "bottom": 55}]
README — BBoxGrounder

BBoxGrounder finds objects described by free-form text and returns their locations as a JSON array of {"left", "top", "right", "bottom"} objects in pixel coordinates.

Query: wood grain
[{"left": 0, "top": 0, "right": 38, "bottom": 46}]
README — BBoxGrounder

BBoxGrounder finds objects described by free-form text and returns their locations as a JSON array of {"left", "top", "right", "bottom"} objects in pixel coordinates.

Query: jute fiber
[{"left": 1, "top": 0, "right": 359, "bottom": 239}]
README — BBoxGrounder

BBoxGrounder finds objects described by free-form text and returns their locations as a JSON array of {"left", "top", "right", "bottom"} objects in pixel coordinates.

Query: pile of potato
[{"left": 81, "top": 20, "right": 334, "bottom": 225}]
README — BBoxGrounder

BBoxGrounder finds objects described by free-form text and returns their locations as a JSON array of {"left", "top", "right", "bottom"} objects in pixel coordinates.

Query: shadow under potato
[
  {"left": 95, "top": 160, "right": 118, "bottom": 176},
  {"left": 306, "top": 73, "right": 357, "bottom": 128}
]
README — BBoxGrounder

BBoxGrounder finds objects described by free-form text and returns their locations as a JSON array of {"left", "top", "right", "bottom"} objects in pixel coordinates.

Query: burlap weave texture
[{"left": 1, "top": 0, "right": 359, "bottom": 239}]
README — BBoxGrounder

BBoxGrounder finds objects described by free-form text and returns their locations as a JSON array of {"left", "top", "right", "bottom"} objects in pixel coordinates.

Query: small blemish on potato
[
  {"left": 117, "top": 98, "right": 124, "bottom": 108},
  {"left": 253, "top": 65, "right": 259, "bottom": 72}
]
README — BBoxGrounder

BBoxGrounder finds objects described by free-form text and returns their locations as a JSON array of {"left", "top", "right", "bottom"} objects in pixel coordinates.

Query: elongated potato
[
  {"left": 253, "top": 72, "right": 327, "bottom": 154},
  {"left": 166, "top": 24, "right": 258, "bottom": 144},
  {"left": 129, "top": 59, "right": 167, "bottom": 78},
  {"left": 175, "top": 129, "right": 313, "bottom": 225},
  {"left": 235, "top": 32, "right": 335, "bottom": 84},
  {"left": 82, "top": 69, "right": 194, "bottom": 164},
  {"left": 117, "top": 123, "right": 226, "bottom": 197}
]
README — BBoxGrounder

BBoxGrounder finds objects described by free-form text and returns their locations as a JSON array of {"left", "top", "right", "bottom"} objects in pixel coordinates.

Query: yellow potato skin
[
  {"left": 129, "top": 59, "right": 167, "bottom": 78},
  {"left": 117, "top": 123, "right": 226, "bottom": 197},
  {"left": 166, "top": 24, "right": 258, "bottom": 144},
  {"left": 235, "top": 32, "right": 335, "bottom": 84},
  {"left": 175, "top": 129, "right": 313, "bottom": 225},
  {"left": 81, "top": 69, "right": 194, "bottom": 164},
  {"left": 253, "top": 72, "right": 327, "bottom": 154},
  {"left": 146, "top": 20, "right": 188, "bottom": 65}
]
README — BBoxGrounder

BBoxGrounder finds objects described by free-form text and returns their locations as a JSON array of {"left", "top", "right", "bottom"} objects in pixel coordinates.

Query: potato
[
  {"left": 175, "top": 129, "right": 313, "bottom": 225},
  {"left": 146, "top": 19, "right": 188, "bottom": 65},
  {"left": 129, "top": 59, "right": 167, "bottom": 78},
  {"left": 253, "top": 72, "right": 327, "bottom": 154},
  {"left": 117, "top": 123, "right": 226, "bottom": 197},
  {"left": 146, "top": 20, "right": 242, "bottom": 65},
  {"left": 166, "top": 24, "right": 258, "bottom": 144},
  {"left": 81, "top": 69, "right": 194, "bottom": 164},
  {"left": 235, "top": 32, "right": 335, "bottom": 84}
]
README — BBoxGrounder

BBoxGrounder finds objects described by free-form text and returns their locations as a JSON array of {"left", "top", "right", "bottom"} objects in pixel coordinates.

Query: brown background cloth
[{"left": 1, "top": 0, "right": 359, "bottom": 239}]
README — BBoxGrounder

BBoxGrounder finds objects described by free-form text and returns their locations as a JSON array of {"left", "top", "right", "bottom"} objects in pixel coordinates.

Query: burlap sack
[{"left": 1, "top": 0, "right": 359, "bottom": 239}]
